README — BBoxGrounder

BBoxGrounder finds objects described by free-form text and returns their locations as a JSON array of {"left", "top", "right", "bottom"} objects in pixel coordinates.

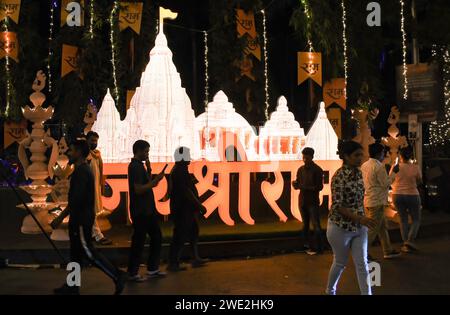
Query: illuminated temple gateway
[{"left": 93, "top": 21, "right": 339, "bottom": 163}]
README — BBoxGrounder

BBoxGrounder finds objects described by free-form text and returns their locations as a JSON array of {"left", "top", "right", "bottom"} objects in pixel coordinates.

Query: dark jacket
[
  {"left": 295, "top": 162, "right": 324, "bottom": 207},
  {"left": 169, "top": 162, "right": 201, "bottom": 221},
  {"left": 68, "top": 163, "right": 95, "bottom": 227}
]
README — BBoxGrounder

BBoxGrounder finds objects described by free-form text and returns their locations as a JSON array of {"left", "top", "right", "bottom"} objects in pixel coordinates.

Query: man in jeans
[
  {"left": 361, "top": 143, "right": 401, "bottom": 260},
  {"left": 292, "top": 147, "right": 324, "bottom": 255}
]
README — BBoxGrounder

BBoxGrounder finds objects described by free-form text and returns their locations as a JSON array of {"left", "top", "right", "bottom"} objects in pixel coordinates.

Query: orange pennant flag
[
  {"left": 119, "top": 2, "right": 143, "bottom": 34},
  {"left": 244, "top": 36, "right": 261, "bottom": 61},
  {"left": 3, "top": 120, "right": 27, "bottom": 149},
  {"left": 236, "top": 9, "right": 257, "bottom": 38},
  {"left": 61, "top": 44, "right": 80, "bottom": 78},
  {"left": 323, "top": 78, "right": 347, "bottom": 110},
  {"left": 298, "top": 52, "right": 322, "bottom": 86},
  {"left": 326, "top": 107, "right": 342, "bottom": 139},
  {"left": 0, "top": 32, "right": 19, "bottom": 62},
  {"left": 0, "top": 0, "right": 21, "bottom": 23}
]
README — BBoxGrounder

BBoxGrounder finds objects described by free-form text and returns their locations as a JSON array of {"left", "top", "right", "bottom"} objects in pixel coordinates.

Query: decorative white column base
[
  {"left": 20, "top": 211, "right": 52, "bottom": 234},
  {"left": 50, "top": 228, "right": 70, "bottom": 241}
]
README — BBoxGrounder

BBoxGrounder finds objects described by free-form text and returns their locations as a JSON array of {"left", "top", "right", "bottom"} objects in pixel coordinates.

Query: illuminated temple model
[
  {"left": 259, "top": 96, "right": 305, "bottom": 160},
  {"left": 92, "top": 89, "right": 122, "bottom": 163},
  {"left": 94, "top": 8, "right": 195, "bottom": 162},
  {"left": 93, "top": 8, "right": 338, "bottom": 163},
  {"left": 305, "top": 102, "right": 340, "bottom": 160},
  {"left": 194, "top": 91, "right": 257, "bottom": 161}
]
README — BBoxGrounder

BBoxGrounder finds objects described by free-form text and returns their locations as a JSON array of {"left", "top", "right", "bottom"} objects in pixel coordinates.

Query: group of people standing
[
  {"left": 53, "top": 134, "right": 207, "bottom": 294},
  {"left": 292, "top": 141, "right": 422, "bottom": 295},
  {"left": 51, "top": 132, "right": 422, "bottom": 295}
]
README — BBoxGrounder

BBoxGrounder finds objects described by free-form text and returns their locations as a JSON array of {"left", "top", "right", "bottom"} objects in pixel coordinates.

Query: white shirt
[{"left": 361, "top": 158, "right": 395, "bottom": 207}]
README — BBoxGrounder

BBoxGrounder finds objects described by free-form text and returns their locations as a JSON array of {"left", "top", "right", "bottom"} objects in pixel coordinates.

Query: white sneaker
[
  {"left": 128, "top": 274, "right": 147, "bottom": 282},
  {"left": 146, "top": 270, "right": 167, "bottom": 278}
]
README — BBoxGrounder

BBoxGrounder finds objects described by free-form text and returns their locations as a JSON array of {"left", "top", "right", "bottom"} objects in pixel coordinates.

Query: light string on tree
[
  {"left": 109, "top": 1, "right": 120, "bottom": 105},
  {"left": 203, "top": 31, "right": 209, "bottom": 107},
  {"left": 89, "top": 0, "right": 94, "bottom": 39},
  {"left": 47, "top": 1, "right": 56, "bottom": 93},
  {"left": 2, "top": 18, "right": 13, "bottom": 117},
  {"left": 400, "top": 0, "right": 408, "bottom": 100},
  {"left": 300, "top": 0, "right": 314, "bottom": 52},
  {"left": 341, "top": 0, "right": 348, "bottom": 98},
  {"left": 261, "top": 9, "right": 269, "bottom": 120},
  {"left": 429, "top": 45, "right": 450, "bottom": 146}
]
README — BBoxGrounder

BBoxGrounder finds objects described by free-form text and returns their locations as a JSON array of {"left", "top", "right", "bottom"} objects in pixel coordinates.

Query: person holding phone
[
  {"left": 168, "top": 147, "right": 208, "bottom": 271},
  {"left": 361, "top": 143, "right": 401, "bottom": 261},
  {"left": 127, "top": 140, "right": 166, "bottom": 282},
  {"left": 326, "top": 141, "right": 377, "bottom": 295}
]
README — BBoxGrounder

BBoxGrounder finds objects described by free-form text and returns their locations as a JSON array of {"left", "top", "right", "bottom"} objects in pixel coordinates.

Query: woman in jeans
[
  {"left": 326, "top": 141, "right": 377, "bottom": 295},
  {"left": 392, "top": 147, "right": 422, "bottom": 252}
]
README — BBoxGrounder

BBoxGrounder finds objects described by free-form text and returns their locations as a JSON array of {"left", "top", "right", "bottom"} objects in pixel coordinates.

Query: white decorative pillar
[{"left": 18, "top": 71, "right": 59, "bottom": 234}]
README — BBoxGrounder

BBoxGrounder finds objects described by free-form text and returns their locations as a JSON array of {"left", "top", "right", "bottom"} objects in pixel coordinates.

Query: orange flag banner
[
  {"left": 323, "top": 78, "right": 346, "bottom": 109},
  {"left": 236, "top": 9, "right": 257, "bottom": 38},
  {"left": 326, "top": 107, "right": 342, "bottom": 139},
  {"left": 3, "top": 120, "right": 27, "bottom": 149},
  {"left": 297, "top": 52, "right": 322, "bottom": 86},
  {"left": 0, "top": 0, "right": 21, "bottom": 23},
  {"left": 61, "top": 44, "right": 80, "bottom": 78},
  {"left": 0, "top": 32, "right": 19, "bottom": 62},
  {"left": 119, "top": 2, "right": 143, "bottom": 34}
]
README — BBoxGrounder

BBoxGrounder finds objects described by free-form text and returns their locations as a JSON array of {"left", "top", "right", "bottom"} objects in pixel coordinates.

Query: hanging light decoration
[
  {"left": 261, "top": 9, "right": 269, "bottom": 120},
  {"left": 4, "top": 32, "right": 12, "bottom": 116},
  {"left": 300, "top": 0, "right": 314, "bottom": 52},
  {"left": 203, "top": 31, "right": 209, "bottom": 107},
  {"left": 400, "top": 0, "right": 408, "bottom": 100},
  {"left": 109, "top": 1, "right": 120, "bottom": 105},
  {"left": 47, "top": 0, "right": 57, "bottom": 93},
  {"left": 429, "top": 46, "right": 450, "bottom": 146},
  {"left": 341, "top": 0, "right": 348, "bottom": 98},
  {"left": 89, "top": 0, "right": 95, "bottom": 39}
]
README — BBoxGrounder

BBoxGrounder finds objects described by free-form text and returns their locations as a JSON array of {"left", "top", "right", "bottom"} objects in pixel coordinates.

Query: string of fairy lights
[
  {"left": 89, "top": 0, "right": 95, "bottom": 39},
  {"left": 429, "top": 46, "right": 450, "bottom": 146},
  {"left": 2, "top": 18, "right": 12, "bottom": 116},
  {"left": 341, "top": 0, "right": 348, "bottom": 98},
  {"left": 261, "top": 9, "right": 269, "bottom": 120},
  {"left": 109, "top": 1, "right": 120, "bottom": 106},
  {"left": 300, "top": 0, "right": 314, "bottom": 52},
  {"left": 47, "top": 1, "right": 56, "bottom": 93},
  {"left": 400, "top": 0, "right": 408, "bottom": 100},
  {"left": 203, "top": 31, "right": 209, "bottom": 107}
]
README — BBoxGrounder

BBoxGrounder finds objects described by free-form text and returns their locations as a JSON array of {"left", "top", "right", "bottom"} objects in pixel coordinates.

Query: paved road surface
[{"left": 0, "top": 236, "right": 449, "bottom": 295}]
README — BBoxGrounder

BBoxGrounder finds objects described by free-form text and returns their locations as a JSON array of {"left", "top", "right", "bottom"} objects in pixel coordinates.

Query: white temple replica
[
  {"left": 92, "top": 89, "right": 123, "bottom": 163},
  {"left": 93, "top": 15, "right": 339, "bottom": 163},
  {"left": 305, "top": 102, "right": 340, "bottom": 160},
  {"left": 258, "top": 96, "right": 306, "bottom": 161},
  {"left": 193, "top": 91, "right": 257, "bottom": 161}
]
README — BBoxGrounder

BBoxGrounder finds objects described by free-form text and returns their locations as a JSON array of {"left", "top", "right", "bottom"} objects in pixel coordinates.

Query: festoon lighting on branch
[
  {"left": 261, "top": 9, "right": 269, "bottom": 120},
  {"left": 430, "top": 46, "right": 450, "bottom": 146},
  {"left": 109, "top": 1, "right": 120, "bottom": 105},
  {"left": 300, "top": 0, "right": 314, "bottom": 52},
  {"left": 400, "top": 0, "right": 408, "bottom": 100},
  {"left": 47, "top": 1, "right": 57, "bottom": 93},
  {"left": 341, "top": 0, "right": 348, "bottom": 98}
]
